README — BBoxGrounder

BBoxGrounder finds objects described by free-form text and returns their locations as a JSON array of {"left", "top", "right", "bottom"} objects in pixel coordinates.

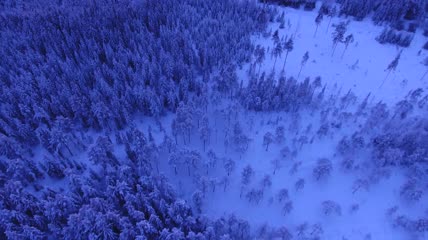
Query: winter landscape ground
[{"left": 1, "top": 0, "right": 428, "bottom": 239}]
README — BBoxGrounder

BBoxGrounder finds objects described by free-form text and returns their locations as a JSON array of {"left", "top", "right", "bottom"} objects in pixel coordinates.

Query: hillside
[{"left": 0, "top": 1, "right": 427, "bottom": 239}]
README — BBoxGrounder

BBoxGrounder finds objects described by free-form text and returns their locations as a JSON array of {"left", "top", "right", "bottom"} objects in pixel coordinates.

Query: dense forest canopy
[
  {"left": 0, "top": 0, "right": 267, "bottom": 136},
  {"left": 1, "top": 0, "right": 428, "bottom": 239},
  {"left": 0, "top": 0, "right": 271, "bottom": 239}
]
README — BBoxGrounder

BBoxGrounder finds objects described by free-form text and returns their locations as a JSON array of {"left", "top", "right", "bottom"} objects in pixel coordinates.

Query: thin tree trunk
[
  {"left": 332, "top": 43, "right": 338, "bottom": 57},
  {"left": 314, "top": 25, "right": 319, "bottom": 37},
  {"left": 420, "top": 70, "right": 428, "bottom": 81},
  {"left": 188, "top": 130, "right": 191, "bottom": 144},
  {"left": 297, "top": 65, "right": 304, "bottom": 79},
  {"left": 282, "top": 51, "right": 289, "bottom": 72},
  {"left": 273, "top": 56, "right": 277, "bottom": 71},
  {"left": 379, "top": 70, "right": 391, "bottom": 89},
  {"left": 326, "top": 17, "right": 332, "bottom": 33},
  {"left": 57, "top": 150, "right": 64, "bottom": 159},
  {"left": 64, "top": 143, "right": 73, "bottom": 156},
  {"left": 341, "top": 46, "right": 348, "bottom": 59},
  {"left": 352, "top": 185, "right": 360, "bottom": 194}
]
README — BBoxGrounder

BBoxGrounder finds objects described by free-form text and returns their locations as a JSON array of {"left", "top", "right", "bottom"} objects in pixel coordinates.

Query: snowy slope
[
  {"left": 3, "top": 1, "right": 428, "bottom": 239},
  {"left": 238, "top": 5, "right": 428, "bottom": 105},
  {"left": 156, "top": 5, "right": 428, "bottom": 240}
]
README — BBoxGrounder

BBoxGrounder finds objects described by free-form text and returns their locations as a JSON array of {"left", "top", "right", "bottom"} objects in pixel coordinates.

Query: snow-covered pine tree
[
  {"left": 282, "top": 37, "right": 294, "bottom": 72},
  {"left": 272, "top": 41, "right": 283, "bottom": 71},
  {"left": 298, "top": 51, "right": 309, "bottom": 79},
  {"left": 314, "top": 13, "right": 323, "bottom": 37},
  {"left": 331, "top": 21, "right": 348, "bottom": 56},
  {"left": 381, "top": 51, "right": 402, "bottom": 87},
  {"left": 341, "top": 34, "right": 354, "bottom": 58}
]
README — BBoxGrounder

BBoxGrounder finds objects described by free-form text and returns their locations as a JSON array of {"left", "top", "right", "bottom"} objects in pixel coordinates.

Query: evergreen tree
[
  {"left": 313, "top": 158, "right": 333, "bottom": 181},
  {"left": 199, "top": 116, "right": 211, "bottom": 152},
  {"left": 224, "top": 158, "right": 236, "bottom": 176},
  {"left": 381, "top": 51, "right": 402, "bottom": 87},
  {"left": 332, "top": 22, "right": 348, "bottom": 56},
  {"left": 282, "top": 37, "right": 294, "bottom": 72},
  {"left": 275, "top": 125, "right": 286, "bottom": 143},
  {"left": 254, "top": 45, "right": 266, "bottom": 75},
  {"left": 341, "top": 34, "right": 354, "bottom": 58},
  {"left": 240, "top": 165, "right": 254, "bottom": 198},
  {"left": 272, "top": 30, "right": 280, "bottom": 43},
  {"left": 272, "top": 42, "right": 283, "bottom": 71},
  {"left": 206, "top": 150, "right": 218, "bottom": 171},
  {"left": 263, "top": 132, "right": 274, "bottom": 151},
  {"left": 192, "top": 191, "right": 204, "bottom": 214},
  {"left": 175, "top": 102, "right": 194, "bottom": 144},
  {"left": 326, "top": 5, "right": 337, "bottom": 33},
  {"left": 298, "top": 51, "right": 310, "bottom": 79},
  {"left": 271, "top": 158, "right": 284, "bottom": 175},
  {"left": 314, "top": 13, "right": 323, "bottom": 37}
]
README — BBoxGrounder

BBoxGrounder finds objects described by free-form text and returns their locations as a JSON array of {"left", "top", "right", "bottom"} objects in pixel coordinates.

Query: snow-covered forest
[{"left": 1, "top": 0, "right": 428, "bottom": 239}]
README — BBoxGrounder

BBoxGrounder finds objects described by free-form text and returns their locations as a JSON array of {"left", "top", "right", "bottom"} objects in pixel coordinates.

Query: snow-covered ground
[
  {"left": 198, "top": 111, "right": 415, "bottom": 239},
  {"left": 60, "top": 5, "right": 427, "bottom": 239},
  {"left": 8, "top": 1, "right": 428, "bottom": 239},
  {"left": 149, "top": 104, "right": 427, "bottom": 239},
  {"left": 154, "top": 5, "right": 428, "bottom": 239},
  {"left": 238, "top": 5, "right": 428, "bottom": 106},
  {"left": 17, "top": 3, "right": 428, "bottom": 240}
]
